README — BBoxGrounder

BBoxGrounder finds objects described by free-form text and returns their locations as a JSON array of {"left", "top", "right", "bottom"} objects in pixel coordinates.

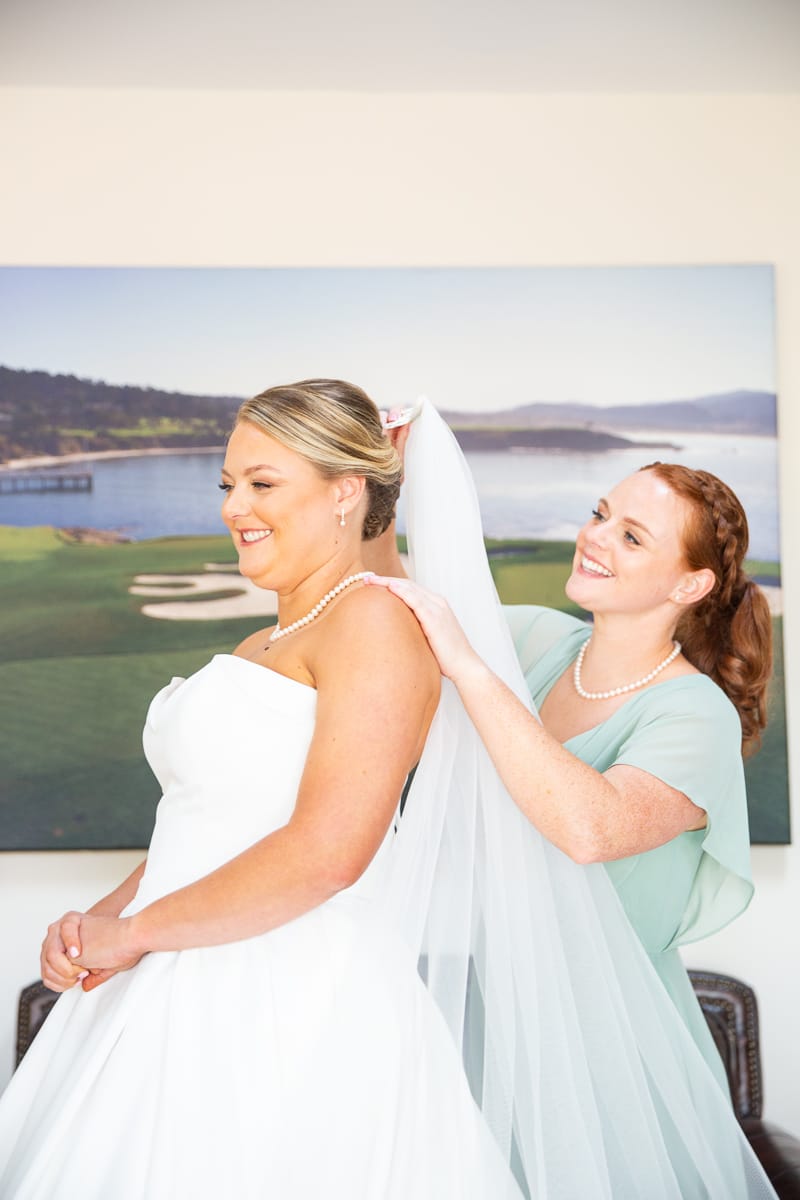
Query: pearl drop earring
[{"left": 339, "top": 508, "right": 346, "bottom": 528}]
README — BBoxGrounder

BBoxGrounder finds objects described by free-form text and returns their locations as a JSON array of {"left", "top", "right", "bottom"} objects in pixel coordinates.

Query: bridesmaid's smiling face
[
  {"left": 565, "top": 471, "right": 714, "bottom": 618},
  {"left": 219, "top": 420, "right": 356, "bottom": 593}
]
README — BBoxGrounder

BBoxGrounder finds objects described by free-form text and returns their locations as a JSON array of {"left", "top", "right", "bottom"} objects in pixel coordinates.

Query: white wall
[{"left": 1, "top": 88, "right": 799, "bottom": 1130}]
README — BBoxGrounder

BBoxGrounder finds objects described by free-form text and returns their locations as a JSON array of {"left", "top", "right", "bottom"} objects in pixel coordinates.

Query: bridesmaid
[{"left": 367, "top": 454, "right": 772, "bottom": 1089}]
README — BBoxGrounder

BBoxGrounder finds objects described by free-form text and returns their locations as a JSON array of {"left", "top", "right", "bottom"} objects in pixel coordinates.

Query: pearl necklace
[
  {"left": 268, "top": 572, "right": 372, "bottom": 643},
  {"left": 573, "top": 638, "right": 682, "bottom": 701}
]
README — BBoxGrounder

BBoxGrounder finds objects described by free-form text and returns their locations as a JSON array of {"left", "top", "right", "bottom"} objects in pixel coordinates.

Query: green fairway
[
  {"left": 743, "top": 616, "right": 790, "bottom": 843},
  {"left": 0, "top": 526, "right": 789, "bottom": 848},
  {"left": 0, "top": 527, "right": 256, "bottom": 848},
  {"left": 489, "top": 557, "right": 585, "bottom": 614}
]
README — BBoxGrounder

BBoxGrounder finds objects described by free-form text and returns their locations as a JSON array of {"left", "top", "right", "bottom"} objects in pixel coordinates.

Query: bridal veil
[{"left": 381, "top": 399, "right": 776, "bottom": 1199}]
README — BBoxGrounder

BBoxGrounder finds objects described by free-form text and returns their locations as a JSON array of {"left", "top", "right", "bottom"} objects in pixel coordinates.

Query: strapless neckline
[{"left": 213, "top": 652, "right": 317, "bottom": 696}]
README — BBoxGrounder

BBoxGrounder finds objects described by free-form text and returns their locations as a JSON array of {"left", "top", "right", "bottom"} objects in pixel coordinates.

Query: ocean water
[
  {"left": 464, "top": 431, "right": 781, "bottom": 562},
  {"left": 0, "top": 432, "right": 782, "bottom": 562}
]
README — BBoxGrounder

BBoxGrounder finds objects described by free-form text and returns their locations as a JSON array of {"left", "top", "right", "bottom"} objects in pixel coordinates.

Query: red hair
[{"left": 640, "top": 463, "right": 773, "bottom": 755}]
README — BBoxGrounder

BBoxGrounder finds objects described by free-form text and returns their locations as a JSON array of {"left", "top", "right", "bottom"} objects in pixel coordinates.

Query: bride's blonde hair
[{"left": 236, "top": 379, "right": 402, "bottom": 540}]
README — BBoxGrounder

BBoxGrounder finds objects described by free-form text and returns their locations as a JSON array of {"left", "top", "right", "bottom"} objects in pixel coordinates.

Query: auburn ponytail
[{"left": 640, "top": 464, "right": 773, "bottom": 754}]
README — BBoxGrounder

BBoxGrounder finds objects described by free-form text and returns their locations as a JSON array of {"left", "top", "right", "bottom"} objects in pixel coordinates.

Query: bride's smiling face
[
  {"left": 220, "top": 421, "right": 345, "bottom": 592},
  {"left": 565, "top": 470, "right": 704, "bottom": 617}
]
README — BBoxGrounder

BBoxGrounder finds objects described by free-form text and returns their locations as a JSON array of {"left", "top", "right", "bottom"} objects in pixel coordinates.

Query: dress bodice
[{"left": 128, "top": 655, "right": 393, "bottom": 915}]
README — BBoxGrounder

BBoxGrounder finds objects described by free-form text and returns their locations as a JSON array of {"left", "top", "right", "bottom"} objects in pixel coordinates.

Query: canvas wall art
[{"left": 0, "top": 265, "right": 787, "bottom": 847}]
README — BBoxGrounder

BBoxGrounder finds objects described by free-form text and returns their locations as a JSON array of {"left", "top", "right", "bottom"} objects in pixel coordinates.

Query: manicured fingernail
[
  {"left": 77, "top": 971, "right": 89, "bottom": 981},
  {"left": 68, "top": 946, "right": 79, "bottom": 958}
]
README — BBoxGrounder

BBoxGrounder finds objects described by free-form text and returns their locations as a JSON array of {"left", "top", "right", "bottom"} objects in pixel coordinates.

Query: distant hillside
[
  {"left": 442, "top": 390, "right": 776, "bottom": 435},
  {"left": 452, "top": 428, "right": 679, "bottom": 453},
  {"left": 0, "top": 367, "right": 240, "bottom": 461},
  {"left": 0, "top": 367, "right": 776, "bottom": 463}
]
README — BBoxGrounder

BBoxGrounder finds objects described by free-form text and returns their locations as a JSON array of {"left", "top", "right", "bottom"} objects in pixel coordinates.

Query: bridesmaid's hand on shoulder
[{"left": 364, "top": 576, "right": 481, "bottom": 685}]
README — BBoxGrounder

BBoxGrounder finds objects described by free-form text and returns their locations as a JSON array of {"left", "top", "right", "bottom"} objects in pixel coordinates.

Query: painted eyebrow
[
  {"left": 220, "top": 464, "right": 286, "bottom": 479},
  {"left": 597, "top": 497, "right": 654, "bottom": 539}
]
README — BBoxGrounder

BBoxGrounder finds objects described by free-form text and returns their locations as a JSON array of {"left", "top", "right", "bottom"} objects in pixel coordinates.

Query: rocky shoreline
[
  {"left": 1, "top": 427, "right": 680, "bottom": 469},
  {"left": 0, "top": 445, "right": 226, "bottom": 471}
]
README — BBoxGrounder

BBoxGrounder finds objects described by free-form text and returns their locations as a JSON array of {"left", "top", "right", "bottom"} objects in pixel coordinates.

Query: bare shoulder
[
  {"left": 344, "top": 580, "right": 421, "bottom": 623},
  {"left": 312, "top": 583, "right": 440, "bottom": 687},
  {"left": 334, "top": 583, "right": 435, "bottom": 652},
  {"left": 230, "top": 624, "right": 274, "bottom": 659}
]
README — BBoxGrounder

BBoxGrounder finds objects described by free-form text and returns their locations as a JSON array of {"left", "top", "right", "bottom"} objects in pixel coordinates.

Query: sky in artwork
[{"left": 0, "top": 265, "right": 775, "bottom": 412}]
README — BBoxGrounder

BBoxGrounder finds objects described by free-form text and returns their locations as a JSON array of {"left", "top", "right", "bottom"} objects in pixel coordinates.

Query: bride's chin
[
  {"left": 237, "top": 556, "right": 270, "bottom": 583},
  {"left": 242, "top": 560, "right": 281, "bottom": 591}
]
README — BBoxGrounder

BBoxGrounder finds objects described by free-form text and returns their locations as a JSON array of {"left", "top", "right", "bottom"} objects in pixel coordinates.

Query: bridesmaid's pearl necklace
[
  {"left": 573, "top": 638, "right": 682, "bottom": 701},
  {"left": 269, "top": 572, "right": 372, "bottom": 643}
]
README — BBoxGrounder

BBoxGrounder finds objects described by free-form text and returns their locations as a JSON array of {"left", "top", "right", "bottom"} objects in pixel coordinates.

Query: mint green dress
[{"left": 505, "top": 605, "right": 754, "bottom": 1090}]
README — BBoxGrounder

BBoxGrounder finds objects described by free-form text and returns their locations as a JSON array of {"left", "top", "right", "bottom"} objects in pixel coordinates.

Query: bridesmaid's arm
[
  {"left": 366, "top": 577, "right": 705, "bottom": 864},
  {"left": 67, "top": 590, "right": 439, "bottom": 970},
  {"left": 361, "top": 416, "right": 411, "bottom": 579},
  {"left": 361, "top": 518, "right": 408, "bottom": 579},
  {"left": 442, "top": 654, "right": 705, "bottom": 862}
]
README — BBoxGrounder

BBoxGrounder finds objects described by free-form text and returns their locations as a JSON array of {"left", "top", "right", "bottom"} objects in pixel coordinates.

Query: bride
[{"left": 0, "top": 380, "right": 776, "bottom": 1198}]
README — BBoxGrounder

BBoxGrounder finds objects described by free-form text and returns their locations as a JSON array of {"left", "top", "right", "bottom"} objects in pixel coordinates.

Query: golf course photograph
[{"left": 0, "top": 264, "right": 788, "bottom": 847}]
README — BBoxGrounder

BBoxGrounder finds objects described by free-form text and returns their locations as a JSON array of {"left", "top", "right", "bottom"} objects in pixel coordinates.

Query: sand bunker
[
  {"left": 130, "top": 563, "right": 777, "bottom": 622},
  {"left": 130, "top": 568, "right": 278, "bottom": 620}
]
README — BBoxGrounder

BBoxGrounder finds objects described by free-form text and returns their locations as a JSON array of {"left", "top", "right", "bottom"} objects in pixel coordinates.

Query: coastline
[{"left": 0, "top": 446, "right": 225, "bottom": 471}]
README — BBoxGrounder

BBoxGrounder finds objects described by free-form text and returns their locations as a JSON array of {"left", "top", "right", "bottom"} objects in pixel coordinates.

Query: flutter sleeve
[
  {"left": 613, "top": 679, "right": 754, "bottom": 948},
  {"left": 503, "top": 604, "right": 587, "bottom": 676}
]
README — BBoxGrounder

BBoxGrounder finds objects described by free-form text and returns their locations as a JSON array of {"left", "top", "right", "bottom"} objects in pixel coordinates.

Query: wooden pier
[{"left": 0, "top": 471, "right": 93, "bottom": 495}]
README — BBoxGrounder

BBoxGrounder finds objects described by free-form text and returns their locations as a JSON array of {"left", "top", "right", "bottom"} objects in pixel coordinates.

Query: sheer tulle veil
[{"left": 380, "top": 399, "right": 776, "bottom": 1199}]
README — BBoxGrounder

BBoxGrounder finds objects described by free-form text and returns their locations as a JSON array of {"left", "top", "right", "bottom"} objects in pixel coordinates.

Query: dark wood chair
[
  {"left": 16, "top": 979, "right": 58, "bottom": 1069},
  {"left": 15, "top": 970, "right": 800, "bottom": 1196},
  {"left": 688, "top": 970, "right": 800, "bottom": 1198}
]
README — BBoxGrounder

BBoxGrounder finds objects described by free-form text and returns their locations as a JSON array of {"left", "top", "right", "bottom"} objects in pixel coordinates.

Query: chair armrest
[
  {"left": 741, "top": 1119, "right": 800, "bottom": 1200},
  {"left": 16, "top": 980, "right": 58, "bottom": 1067}
]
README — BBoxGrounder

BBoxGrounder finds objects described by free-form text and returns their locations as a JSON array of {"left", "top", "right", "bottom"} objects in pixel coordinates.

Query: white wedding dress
[
  {"left": 0, "top": 399, "right": 778, "bottom": 1199},
  {"left": 0, "top": 655, "right": 521, "bottom": 1199}
]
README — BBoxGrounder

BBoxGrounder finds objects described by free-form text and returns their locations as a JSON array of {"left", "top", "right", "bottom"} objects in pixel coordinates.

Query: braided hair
[{"left": 640, "top": 463, "right": 773, "bottom": 754}]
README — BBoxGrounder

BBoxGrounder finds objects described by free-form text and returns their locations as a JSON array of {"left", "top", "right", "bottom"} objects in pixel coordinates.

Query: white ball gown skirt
[{"left": 0, "top": 657, "right": 522, "bottom": 1199}]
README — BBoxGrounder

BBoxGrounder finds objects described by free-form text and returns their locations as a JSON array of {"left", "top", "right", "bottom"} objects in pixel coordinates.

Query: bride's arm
[{"left": 67, "top": 591, "right": 439, "bottom": 971}]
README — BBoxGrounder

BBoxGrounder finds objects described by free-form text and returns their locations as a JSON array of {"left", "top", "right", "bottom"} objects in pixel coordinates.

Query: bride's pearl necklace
[
  {"left": 573, "top": 638, "right": 682, "bottom": 701},
  {"left": 269, "top": 572, "right": 372, "bottom": 643}
]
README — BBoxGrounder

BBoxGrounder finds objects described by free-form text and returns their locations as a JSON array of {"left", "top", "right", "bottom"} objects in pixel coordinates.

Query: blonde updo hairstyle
[
  {"left": 640, "top": 462, "right": 773, "bottom": 755},
  {"left": 235, "top": 379, "right": 402, "bottom": 541}
]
